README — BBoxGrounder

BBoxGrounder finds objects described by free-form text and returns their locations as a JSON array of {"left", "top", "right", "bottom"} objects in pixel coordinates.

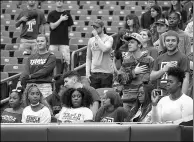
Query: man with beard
[
  {"left": 86, "top": 19, "right": 114, "bottom": 89},
  {"left": 150, "top": 30, "right": 190, "bottom": 96},
  {"left": 15, "top": 0, "right": 46, "bottom": 54},
  {"left": 47, "top": 0, "right": 74, "bottom": 73},
  {"left": 159, "top": 11, "right": 191, "bottom": 56}
]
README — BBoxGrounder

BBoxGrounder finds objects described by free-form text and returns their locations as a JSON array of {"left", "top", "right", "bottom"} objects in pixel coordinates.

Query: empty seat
[
  {"left": 22, "top": 57, "right": 28, "bottom": 64},
  {"left": 106, "top": 26, "right": 118, "bottom": 34},
  {"left": 3, "top": 64, "right": 25, "bottom": 73},
  {"left": 1, "top": 72, "right": 9, "bottom": 80},
  {"left": 13, "top": 31, "right": 21, "bottom": 38},
  {"left": 69, "top": 44, "right": 78, "bottom": 52},
  {"left": 125, "top": 5, "right": 142, "bottom": 11},
  {"left": 118, "top": 1, "right": 136, "bottom": 6},
  {"left": 73, "top": 21, "right": 85, "bottom": 26},
  {"left": 1, "top": 50, "right": 10, "bottom": 57},
  {"left": 5, "top": 43, "right": 19, "bottom": 50},
  {"left": 101, "top": 15, "right": 120, "bottom": 21},
  {"left": 1, "top": 57, "right": 18, "bottom": 65},
  {"left": 99, "top": 1, "right": 117, "bottom": 5},
  {"left": 82, "top": 5, "right": 100, "bottom": 10},
  {"left": 91, "top": 10, "right": 109, "bottom": 15},
  {"left": 103, "top": 5, "right": 121, "bottom": 10},
  {"left": 1, "top": 14, "right": 11, "bottom": 20},
  {"left": 79, "top": 1, "right": 97, "bottom": 5},
  {"left": 50, "top": 51, "right": 63, "bottom": 60},
  {"left": 69, "top": 32, "right": 82, "bottom": 38},
  {"left": 1, "top": 31, "right": 10, "bottom": 37},
  {"left": 1, "top": 37, "right": 12, "bottom": 44},
  {"left": 69, "top": 38, "right": 89, "bottom": 45},
  {"left": 111, "top": 21, "right": 125, "bottom": 27},
  {"left": 63, "top": 4, "right": 79, "bottom": 10},
  {"left": 85, "top": 33, "right": 93, "bottom": 38},
  {"left": 113, "top": 10, "right": 130, "bottom": 16},
  {"left": 64, "top": 1, "right": 77, "bottom": 4},
  {"left": 79, "top": 15, "right": 97, "bottom": 21},
  {"left": 1, "top": 25, "right": 5, "bottom": 31},
  {"left": 5, "top": 8, "right": 22, "bottom": 15},
  {"left": 19, "top": 4, "right": 28, "bottom": 9},
  {"left": 41, "top": 1, "right": 55, "bottom": 4},
  {"left": 70, "top": 9, "right": 88, "bottom": 16},
  {"left": 76, "top": 26, "right": 93, "bottom": 33},
  {"left": 41, "top": 4, "right": 56, "bottom": 11},
  {"left": 8, "top": 25, "right": 21, "bottom": 32},
  {"left": 14, "top": 50, "right": 30, "bottom": 58},
  {"left": 1, "top": 3, "right": 17, "bottom": 9},
  {"left": 134, "top": 10, "right": 146, "bottom": 16},
  {"left": 137, "top": 1, "right": 147, "bottom": 6},
  {"left": 4, "top": 20, "right": 15, "bottom": 26}
]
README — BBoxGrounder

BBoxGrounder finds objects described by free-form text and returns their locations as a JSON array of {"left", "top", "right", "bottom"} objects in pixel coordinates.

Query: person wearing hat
[
  {"left": 95, "top": 90, "right": 128, "bottom": 122},
  {"left": 153, "top": 18, "right": 169, "bottom": 53},
  {"left": 86, "top": 19, "right": 114, "bottom": 89},
  {"left": 159, "top": 11, "right": 191, "bottom": 56},
  {"left": 116, "top": 33, "right": 154, "bottom": 113},
  {"left": 150, "top": 30, "right": 190, "bottom": 96}
]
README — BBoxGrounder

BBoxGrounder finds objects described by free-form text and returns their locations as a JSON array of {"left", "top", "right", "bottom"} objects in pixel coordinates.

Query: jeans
[
  {"left": 90, "top": 72, "right": 113, "bottom": 89},
  {"left": 19, "top": 38, "right": 37, "bottom": 54}
]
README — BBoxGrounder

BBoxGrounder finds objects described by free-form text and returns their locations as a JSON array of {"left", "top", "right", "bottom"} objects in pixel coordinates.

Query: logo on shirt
[
  {"left": 26, "top": 115, "right": 40, "bottom": 123},
  {"left": 61, "top": 112, "right": 82, "bottom": 122},
  {"left": 30, "top": 59, "right": 47, "bottom": 65},
  {"left": 26, "top": 19, "right": 36, "bottom": 32},
  {"left": 101, "top": 117, "right": 114, "bottom": 122},
  {"left": 2, "top": 115, "right": 17, "bottom": 122}
]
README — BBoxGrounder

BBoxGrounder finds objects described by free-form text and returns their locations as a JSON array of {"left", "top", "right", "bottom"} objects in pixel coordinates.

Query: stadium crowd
[{"left": 1, "top": 0, "right": 193, "bottom": 124}]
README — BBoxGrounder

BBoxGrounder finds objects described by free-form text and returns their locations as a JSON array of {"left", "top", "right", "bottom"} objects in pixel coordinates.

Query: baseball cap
[
  {"left": 155, "top": 18, "right": 169, "bottom": 26},
  {"left": 91, "top": 19, "right": 104, "bottom": 28},
  {"left": 126, "top": 33, "right": 143, "bottom": 45}
]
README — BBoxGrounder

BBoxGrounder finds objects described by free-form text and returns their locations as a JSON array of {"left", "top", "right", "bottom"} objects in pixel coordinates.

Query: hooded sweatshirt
[{"left": 19, "top": 52, "right": 56, "bottom": 84}]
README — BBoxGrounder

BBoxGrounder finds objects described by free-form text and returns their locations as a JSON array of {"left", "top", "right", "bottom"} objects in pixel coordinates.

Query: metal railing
[{"left": 70, "top": 33, "right": 118, "bottom": 71}]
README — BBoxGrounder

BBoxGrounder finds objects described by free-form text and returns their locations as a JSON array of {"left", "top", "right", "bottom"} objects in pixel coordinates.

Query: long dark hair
[
  {"left": 61, "top": 88, "right": 93, "bottom": 108},
  {"left": 150, "top": 5, "right": 162, "bottom": 22},
  {"left": 124, "top": 14, "right": 140, "bottom": 33}
]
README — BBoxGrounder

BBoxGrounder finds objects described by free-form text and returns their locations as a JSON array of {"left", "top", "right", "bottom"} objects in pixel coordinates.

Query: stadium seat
[
  {"left": 118, "top": 1, "right": 136, "bottom": 6},
  {"left": 91, "top": 10, "right": 109, "bottom": 16},
  {"left": 41, "top": 1, "right": 55, "bottom": 4},
  {"left": 137, "top": 1, "right": 147, "bottom": 6},
  {"left": 111, "top": 21, "right": 125, "bottom": 27},
  {"left": 79, "top": 1, "right": 97, "bottom": 5},
  {"left": 69, "top": 44, "right": 78, "bottom": 52},
  {"left": 1, "top": 37, "right": 12, "bottom": 44},
  {"left": 1, "top": 3, "right": 17, "bottom": 9},
  {"left": 5, "top": 8, "right": 22, "bottom": 15},
  {"left": 99, "top": 1, "right": 117, "bottom": 6},
  {"left": 113, "top": 10, "right": 130, "bottom": 16},
  {"left": 85, "top": 33, "right": 93, "bottom": 38},
  {"left": 106, "top": 26, "right": 118, "bottom": 34},
  {"left": 101, "top": 15, "right": 120, "bottom": 21},
  {"left": 14, "top": 50, "right": 30, "bottom": 58},
  {"left": 1, "top": 31, "right": 10, "bottom": 37},
  {"left": 125, "top": 5, "right": 142, "bottom": 11},
  {"left": 4, "top": 20, "right": 16, "bottom": 26},
  {"left": 79, "top": 15, "right": 97, "bottom": 21},
  {"left": 1, "top": 57, "right": 18, "bottom": 65},
  {"left": 1, "top": 72, "right": 9, "bottom": 80},
  {"left": 5, "top": 43, "right": 19, "bottom": 50},
  {"left": 50, "top": 51, "right": 63, "bottom": 60},
  {"left": 1, "top": 50, "right": 10, "bottom": 57},
  {"left": 1, "top": 25, "right": 5, "bottom": 31},
  {"left": 3, "top": 64, "right": 25, "bottom": 74},
  {"left": 22, "top": 57, "right": 28, "bottom": 64},
  {"left": 16, "top": 37, "right": 21, "bottom": 44},
  {"left": 70, "top": 9, "right": 88, "bottom": 16},
  {"left": 103, "top": 5, "right": 121, "bottom": 10},
  {"left": 8, "top": 25, "right": 21, "bottom": 32},
  {"left": 73, "top": 21, "right": 85, "bottom": 26},
  {"left": 134, "top": 10, "right": 146, "bottom": 16},
  {"left": 82, "top": 5, "right": 100, "bottom": 10},
  {"left": 1, "top": 14, "right": 11, "bottom": 20},
  {"left": 19, "top": 3, "right": 28, "bottom": 9},
  {"left": 76, "top": 26, "right": 93, "bottom": 33},
  {"left": 69, "top": 38, "right": 89, "bottom": 46},
  {"left": 63, "top": 4, "right": 79, "bottom": 10},
  {"left": 12, "top": 31, "right": 21, "bottom": 39},
  {"left": 64, "top": 1, "right": 77, "bottom": 4},
  {"left": 69, "top": 32, "right": 82, "bottom": 38},
  {"left": 41, "top": 4, "right": 56, "bottom": 11}
]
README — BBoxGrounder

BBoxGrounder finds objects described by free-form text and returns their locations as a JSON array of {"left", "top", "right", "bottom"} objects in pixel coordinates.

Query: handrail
[
  {"left": 0, "top": 73, "right": 21, "bottom": 84},
  {"left": 71, "top": 33, "right": 118, "bottom": 71}
]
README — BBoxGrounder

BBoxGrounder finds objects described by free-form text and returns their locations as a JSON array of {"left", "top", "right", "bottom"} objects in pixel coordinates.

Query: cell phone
[{"left": 154, "top": 89, "right": 163, "bottom": 96}]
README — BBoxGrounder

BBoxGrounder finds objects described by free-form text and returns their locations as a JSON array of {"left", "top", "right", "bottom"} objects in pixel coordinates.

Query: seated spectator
[
  {"left": 163, "top": 0, "right": 187, "bottom": 30},
  {"left": 22, "top": 84, "right": 51, "bottom": 123},
  {"left": 56, "top": 88, "right": 93, "bottom": 123},
  {"left": 153, "top": 18, "right": 169, "bottom": 53},
  {"left": 151, "top": 67, "right": 193, "bottom": 123},
  {"left": 46, "top": 74, "right": 63, "bottom": 116},
  {"left": 139, "top": 29, "right": 159, "bottom": 59},
  {"left": 116, "top": 33, "right": 154, "bottom": 113},
  {"left": 149, "top": 5, "right": 162, "bottom": 43},
  {"left": 125, "top": 84, "right": 153, "bottom": 122},
  {"left": 16, "top": 34, "right": 56, "bottom": 98},
  {"left": 62, "top": 71, "right": 100, "bottom": 119},
  {"left": 141, "top": 0, "right": 158, "bottom": 29},
  {"left": 95, "top": 90, "right": 127, "bottom": 122},
  {"left": 1, "top": 87, "right": 24, "bottom": 123}
]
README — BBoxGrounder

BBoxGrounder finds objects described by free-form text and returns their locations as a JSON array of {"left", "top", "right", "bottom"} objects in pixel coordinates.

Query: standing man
[
  {"left": 86, "top": 19, "right": 114, "bottom": 89},
  {"left": 15, "top": 0, "right": 46, "bottom": 54},
  {"left": 150, "top": 30, "right": 190, "bottom": 96},
  {"left": 47, "top": 0, "right": 74, "bottom": 73},
  {"left": 159, "top": 11, "right": 191, "bottom": 56}
]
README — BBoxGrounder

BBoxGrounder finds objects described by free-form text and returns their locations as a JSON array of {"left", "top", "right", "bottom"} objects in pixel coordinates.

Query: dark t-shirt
[
  {"left": 47, "top": 10, "right": 74, "bottom": 45},
  {"left": 95, "top": 106, "right": 128, "bottom": 122},
  {"left": 153, "top": 50, "right": 190, "bottom": 95},
  {"left": 1, "top": 109, "right": 22, "bottom": 123},
  {"left": 16, "top": 9, "right": 46, "bottom": 40},
  {"left": 83, "top": 85, "right": 101, "bottom": 102}
]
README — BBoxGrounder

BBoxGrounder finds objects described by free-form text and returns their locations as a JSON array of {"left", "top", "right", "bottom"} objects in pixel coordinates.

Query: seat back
[
  {"left": 1, "top": 57, "right": 18, "bottom": 65},
  {"left": 1, "top": 72, "right": 9, "bottom": 80},
  {"left": 3, "top": 64, "right": 25, "bottom": 73}
]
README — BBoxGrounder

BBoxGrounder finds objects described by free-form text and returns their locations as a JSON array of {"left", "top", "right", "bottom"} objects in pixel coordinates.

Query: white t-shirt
[
  {"left": 57, "top": 107, "right": 93, "bottom": 123},
  {"left": 22, "top": 106, "right": 51, "bottom": 123},
  {"left": 156, "top": 94, "right": 193, "bottom": 122}
]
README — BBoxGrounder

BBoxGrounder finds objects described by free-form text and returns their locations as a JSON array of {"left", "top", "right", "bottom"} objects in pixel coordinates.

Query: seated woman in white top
[
  {"left": 151, "top": 67, "right": 193, "bottom": 123},
  {"left": 56, "top": 88, "right": 94, "bottom": 123},
  {"left": 22, "top": 84, "right": 51, "bottom": 123}
]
